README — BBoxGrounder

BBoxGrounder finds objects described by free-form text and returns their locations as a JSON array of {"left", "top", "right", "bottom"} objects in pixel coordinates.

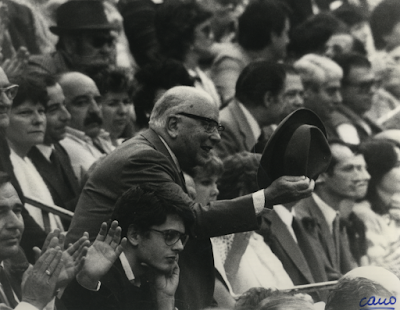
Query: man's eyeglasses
[
  {"left": 0, "top": 85, "right": 19, "bottom": 100},
  {"left": 149, "top": 229, "right": 189, "bottom": 246},
  {"left": 177, "top": 112, "right": 225, "bottom": 133},
  {"left": 345, "top": 80, "right": 377, "bottom": 93}
]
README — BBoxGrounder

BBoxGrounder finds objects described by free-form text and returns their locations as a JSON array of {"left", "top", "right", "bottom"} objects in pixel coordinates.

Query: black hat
[
  {"left": 257, "top": 108, "right": 332, "bottom": 188},
  {"left": 50, "top": 1, "right": 115, "bottom": 35}
]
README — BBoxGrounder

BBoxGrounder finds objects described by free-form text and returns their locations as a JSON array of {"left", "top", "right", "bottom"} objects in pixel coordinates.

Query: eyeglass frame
[
  {"left": 0, "top": 84, "right": 19, "bottom": 100},
  {"left": 148, "top": 228, "right": 189, "bottom": 246},
  {"left": 176, "top": 112, "right": 225, "bottom": 133}
]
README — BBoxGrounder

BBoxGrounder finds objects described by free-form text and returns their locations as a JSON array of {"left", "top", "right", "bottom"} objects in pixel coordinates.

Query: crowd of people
[{"left": 1, "top": 0, "right": 400, "bottom": 309}]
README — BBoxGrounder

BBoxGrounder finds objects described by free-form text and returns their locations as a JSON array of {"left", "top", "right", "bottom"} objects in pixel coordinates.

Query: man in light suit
[
  {"left": 28, "top": 75, "right": 79, "bottom": 228},
  {"left": 66, "top": 86, "right": 315, "bottom": 310},
  {"left": 216, "top": 61, "right": 287, "bottom": 158},
  {"left": 295, "top": 140, "right": 369, "bottom": 275}
]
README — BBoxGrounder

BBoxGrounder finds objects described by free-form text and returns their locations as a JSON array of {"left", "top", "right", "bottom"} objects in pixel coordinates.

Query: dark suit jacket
[
  {"left": 0, "top": 135, "right": 46, "bottom": 264},
  {"left": 294, "top": 196, "right": 357, "bottom": 275},
  {"left": 28, "top": 144, "right": 79, "bottom": 213},
  {"left": 215, "top": 100, "right": 257, "bottom": 159},
  {"left": 66, "top": 128, "right": 259, "bottom": 310},
  {"left": 258, "top": 210, "right": 329, "bottom": 301},
  {"left": 61, "top": 259, "right": 156, "bottom": 310}
]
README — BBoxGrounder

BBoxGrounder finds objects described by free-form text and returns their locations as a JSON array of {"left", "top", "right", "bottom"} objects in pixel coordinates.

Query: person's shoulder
[
  {"left": 212, "top": 43, "right": 247, "bottom": 65},
  {"left": 294, "top": 196, "right": 315, "bottom": 217}
]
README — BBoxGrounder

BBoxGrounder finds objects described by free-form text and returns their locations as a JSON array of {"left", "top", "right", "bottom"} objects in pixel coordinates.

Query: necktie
[{"left": 0, "top": 266, "right": 18, "bottom": 308}]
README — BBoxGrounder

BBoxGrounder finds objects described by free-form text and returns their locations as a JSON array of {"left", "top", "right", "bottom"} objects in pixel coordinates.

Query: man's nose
[
  {"left": 172, "top": 239, "right": 184, "bottom": 251},
  {"left": 118, "top": 102, "right": 129, "bottom": 115},
  {"left": 210, "top": 130, "right": 221, "bottom": 143},
  {"left": 333, "top": 90, "right": 342, "bottom": 105},
  {"left": 89, "top": 99, "right": 101, "bottom": 114},
  {"left": 60, "top": 106, "right": 71, "bottom": 122}
]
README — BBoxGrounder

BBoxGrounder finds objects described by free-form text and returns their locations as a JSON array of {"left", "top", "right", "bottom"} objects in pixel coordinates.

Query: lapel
[
  {"left": 304, "top": 197, "right": 339, "bottom": 270},
  {"left": 140, "top": 129, "right": 188, "bottom": 193},
  {"left": 265, "top": 211, "right": 315, "bottom": 284},
  {"left": 230, "top": 101, "right": 256, "bottom": 151},
  {"left": 54, "top": 143, "right": 79, "bottom": 195}
]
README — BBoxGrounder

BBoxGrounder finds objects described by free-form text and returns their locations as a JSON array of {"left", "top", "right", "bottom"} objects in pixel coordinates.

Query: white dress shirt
[
  {"left": 273, "top": 205, "right": 298, "bottom": 243},
  {"left": 312, "top": 193, "right": 339, "bottom": 234}
]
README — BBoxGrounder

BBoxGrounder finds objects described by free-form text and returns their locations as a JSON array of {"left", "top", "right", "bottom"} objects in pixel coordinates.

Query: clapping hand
[
  {"left": 77, "top": 221, "right": 127, "bottom": 289},
  {"left": 33, "top": 229, "right": 90, "bottom": 290}
]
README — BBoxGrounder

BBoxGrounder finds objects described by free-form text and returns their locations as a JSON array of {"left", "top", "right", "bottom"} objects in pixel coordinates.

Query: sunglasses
[
  {"left": 0, "top": 85, "right": 19, "bottom": 100},
  {"left": 89, "top": 36, "right": 115, "bottom": 49}
]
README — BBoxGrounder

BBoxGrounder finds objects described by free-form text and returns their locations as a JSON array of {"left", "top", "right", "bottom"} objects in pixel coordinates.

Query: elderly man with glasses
[{"left": 66, "top": 86, "right": 315, "bottom": 310}]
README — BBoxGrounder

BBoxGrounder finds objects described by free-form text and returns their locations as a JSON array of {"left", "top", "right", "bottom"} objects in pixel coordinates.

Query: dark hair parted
[
  {"left": 235, "top": 61, "right": 286, "bottom": 107},
  {"left": 326, "top": 277, "right": 394, "bottom": 310},
  {"left": 325, "top": 139, "right": 360, "bottom": 175},
  {"left": 133, "top": 59, "right": 194, "bottom": 129},
  {"left": 155, "top": 0, "right": 212, "bottom": 61},
  {"left": 370, "top": 0, "right": 400, "bottom": 50},
  {"left": 10, "top": 74, "right": 48, "bottom": 109},
  {"left": 238, "top": 0, "right": 288, "bottom": 51},
  {"left": 0, "top": 171, "right": 11, "bottom": 187},
  {"left": 111, "top": 183, "right": 194, "bottom": 238},
  {"left": 332, "top": 4, "right": 367, "bottom": 28},
  {"left": 218, "top": 152, "right": 261, "bottom": 200},
  {"left": 333, "top": 53, "right": 371, "bottom": 84},
  {"left": 92, "top": 67, "right": 135, "bottom": 97}
]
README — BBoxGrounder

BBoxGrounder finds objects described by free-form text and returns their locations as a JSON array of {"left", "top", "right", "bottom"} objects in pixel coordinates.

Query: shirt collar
[
  {"left": 273, "top": 204, "right": 294, "bottom": 227},
  {"left": 237, "top": 101, "right": 261, "bottom": 141},
  {"left": 312, "top": 193, "right": 338, "bottom": 233},
  {"left": 119, "top": 252, "right": 141, "bottom": 287},
  {"left": 158, "top": 135, "right": 181, "bottom": 172},
  {"left": 36, "top": 144, "right": 55, "bottom": 162},
  {"left": 65, "top": 126, "right": 93, "bottom": 144}
]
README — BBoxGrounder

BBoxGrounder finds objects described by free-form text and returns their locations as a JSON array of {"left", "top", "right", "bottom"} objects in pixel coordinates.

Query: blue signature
[{"left": 359, "top": 296, "right": 396, "bottom": 310}]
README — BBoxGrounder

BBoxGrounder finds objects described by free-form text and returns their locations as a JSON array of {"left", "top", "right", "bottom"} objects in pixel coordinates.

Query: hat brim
[
  {"left": 257, "top": 108, "right": 328, "bottom": 189},
  {"left": 49, "top": 24, "right": 116, "bottom": 35}
]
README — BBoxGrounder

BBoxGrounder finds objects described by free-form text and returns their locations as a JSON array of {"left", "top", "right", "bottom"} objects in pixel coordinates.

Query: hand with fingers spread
[
  {"left": 21, "top": 247, "right": 63, "bottom": 310},
  {"left": 77, "top": 221, "right": 127, "bottom": 289},
  {"left": 264, "top": 176, "right": 315, "bottom": 207}
]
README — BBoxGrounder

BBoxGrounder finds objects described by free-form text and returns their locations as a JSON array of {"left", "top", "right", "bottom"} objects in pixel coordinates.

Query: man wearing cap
[
  {"left": 295, "top": 140, "right": 369, "bottom": 275},
  {"left": 26, "top": 1, "right": 116, "bottom": 78},
  {"left": 215, "top": 61, "right": 287, "bottom": 159},
  {"left": 66, "top": 86, "right": 314, "bottom": 310}
]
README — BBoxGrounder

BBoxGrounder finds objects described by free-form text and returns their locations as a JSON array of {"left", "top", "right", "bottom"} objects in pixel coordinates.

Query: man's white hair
[
  {"left": 294, "top": 54, "right": 343, "bottom": 89},
  {"left": 149, "top": 86, "right": 215, "bottom": 129}
]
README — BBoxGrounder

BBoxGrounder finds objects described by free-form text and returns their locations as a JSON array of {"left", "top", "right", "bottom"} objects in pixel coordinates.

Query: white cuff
[
  {"left": 14, "top": 302, "right": 40, "bottom": 310},
  {"left": 252, "top": 190, "right": 265, "bottom": 214}
]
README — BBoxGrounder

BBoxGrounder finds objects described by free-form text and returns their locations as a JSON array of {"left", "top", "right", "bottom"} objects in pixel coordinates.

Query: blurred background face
[
  {"left": 62, "top": 74, "right": 103, "bottom": 138},
  {"left": 193, "top": 171, "right": 219, "bottom": 205},
  {"left": 193, "top": 18, "right": 215, "bottom": 59},
  {"left": 0, "top": 68, "right": 12, "bottom": 129},
  {"left": 271, "top": 18, "right": 290, "bottom": 61},
  {"left": 324, "top": 33, "right": 354, "bottom": 59},
  {"left": 281, "top": 73, "right": 304, "bottom": 119},
  {"left": 44, "top": 83, "right": 70, "bottom": 144},
  {"left": 342, "top": 66, "right": 375, "bottom": 115},
  {"left": 6, "top": 101, "right": 46, "bottom": 151},
  {"left": 101, "top": 91, "right": 132, "bottom": 140},
  {"left": 377, "top": 147, "right": 400, "bottom": 195}
]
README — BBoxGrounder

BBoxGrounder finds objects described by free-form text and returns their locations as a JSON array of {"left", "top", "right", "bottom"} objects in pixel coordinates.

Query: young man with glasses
[
  {"left": 62, "top": 183, "right": 193, "bottom": 310},
  {"left": 331, "top": 53, "right": 382, "bottom": 145}
]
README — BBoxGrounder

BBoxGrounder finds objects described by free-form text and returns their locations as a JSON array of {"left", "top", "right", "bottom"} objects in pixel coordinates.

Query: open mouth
[{"left": 201, "top": 146, "right": 212, "bottom": 153}]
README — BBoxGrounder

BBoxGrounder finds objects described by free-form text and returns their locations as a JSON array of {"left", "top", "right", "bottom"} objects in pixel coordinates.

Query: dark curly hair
[
  {"left": 217, "top": 152, "right": 261, "bottom": 200},
  {"left": 155, "top": 0, "right": 212, "bottom": 61}
]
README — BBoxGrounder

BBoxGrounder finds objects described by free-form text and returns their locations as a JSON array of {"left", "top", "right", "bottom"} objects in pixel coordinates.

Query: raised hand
[
  {"left": 264, "top": 176, "right": 315, "bottom": 207},
  {"left": 22, "top": 247, "right": 63, "bottom": 310},
  {"left": 77, "top": 221, "right": 127, "bottom": 289}
]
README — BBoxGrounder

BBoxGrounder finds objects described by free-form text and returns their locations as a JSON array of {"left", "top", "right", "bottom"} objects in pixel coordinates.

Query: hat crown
[{"left": 51, "top": 1, "right": 113, "bottom": 34}]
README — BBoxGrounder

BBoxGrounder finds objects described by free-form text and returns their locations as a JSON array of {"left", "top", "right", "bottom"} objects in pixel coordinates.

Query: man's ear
[
  {"left": 127, "top": 225, "right": 140, "bottom": 246},
  {"left": 166, "top": 115, "right": 179, "bottom": 139},
  {"left": 62, "top": 35, "right": 78, "bottom": 54},
  {"left": 263, "top": 91, "right": 273, "bottom": 108}
]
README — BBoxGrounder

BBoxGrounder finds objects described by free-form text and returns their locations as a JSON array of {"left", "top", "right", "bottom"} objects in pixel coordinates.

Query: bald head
[
  {"left": 149, "top": 86, "right": 216, "bottom": 129},
  {"left": 58, "top": 72, "right": 102, "bottom": 137}
]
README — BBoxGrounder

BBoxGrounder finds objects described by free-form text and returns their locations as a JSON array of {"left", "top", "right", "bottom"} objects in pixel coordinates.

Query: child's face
[{"left": 194, "top": 174, "right": 219, "bottom": 205}]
